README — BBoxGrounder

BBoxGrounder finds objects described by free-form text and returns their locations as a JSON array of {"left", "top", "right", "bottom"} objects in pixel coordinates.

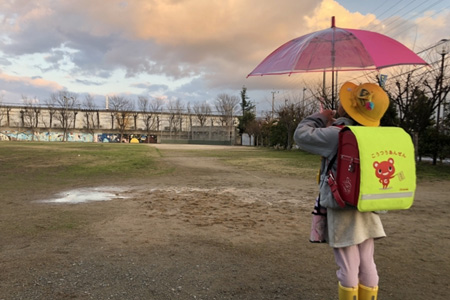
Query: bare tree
[
  {"left": 215, "top": 93, "right": 239, "bottom": 126},
  {"left": 133, "top": 111, "right": 139, "bottom": 130},
  {"left": 167, "top": 99, "right": 184, "bottom": 138},
  {"left": 307, "top": 80, "right": 334, "bottom": 110},
  {"left": 383, "top": 71, "right": 427, "bottom": 127},
  {"left": 0, "top": 95, "right": 3, "bottom": 127},
  {"left": 422, "top": 51, "right": 450, "bottom": 164},
  {"left": 138, "top": 96, "right": 161, "bottom": 142},
  {"left": 276, "top": 98, "right": 314, "bottom": 149},
  {"left": 215, "top": 93, "right": 239, "bottom": 144},
  {"left": 249, "top": 114, "right": 273, "bottom": 147},
  {"left": 20, "top": 96, "right": 41, "bottom": 141},
  {"left": 244, "top": 119, "right": 260, "bottom": 146},
  {"left": 0, "top": 105, "right": 5, "bottom": 128},
  {"left": 152, "top": 97, "right": 165, "bottom": 133},
  {"left": 193, "top": 101, "right": 212, "bottom": 127},
  {"left": 82, "top": 94, "right": 98, "bottom": 139},
  {"left": 49, "top": 91, "right": 79, "bottom": 141},
  {"left": 43, "top": 96, "right": 57, "bottom": 129},
  {"left": 0, "top": 95, "right": 12, "bottom": 128},
  {"left": 186, "top": 102, "right": 193, "bottom": 140},
  {"left": 108, "top": 95, "right": 134, "bottom": 142}
]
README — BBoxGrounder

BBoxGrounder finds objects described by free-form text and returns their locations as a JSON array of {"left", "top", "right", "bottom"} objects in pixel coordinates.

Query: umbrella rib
[
  {"left": 341, "top": 31, "right": 375, "bottom": 69},
  {"left": 289, "top": 33, "right": 316, "bottom": 74},
  {"left": 294, "top": 34, "right": 332, "bottom": 72}
]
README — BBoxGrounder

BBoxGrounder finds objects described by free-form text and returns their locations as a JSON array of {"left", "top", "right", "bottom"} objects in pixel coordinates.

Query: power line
[
  {"left": 364, "top": 0, "right": 444, "bottom": 45},
  {"left": 380, "top": 0, "right": 425, "bottom": 31},
  {"left": 372, "top": 0, "right": 407, "bottom": 21},
  {"left": 389, "top": 3, "right": 449, "bottom": 40},
  {"left": 370, "top": 0, "right": 393, "bottom": 16},
  {"left": 383, "top": 0, "right": 445, "bottom": 37}
]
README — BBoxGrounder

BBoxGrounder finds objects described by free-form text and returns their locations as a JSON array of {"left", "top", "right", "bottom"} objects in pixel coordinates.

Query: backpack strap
[
  {"left": 326, "top": 154, "right": 337, "bottom": 173},
  {"left": 326, "top": 153, "right": 346, "bottom": 208},
  {"left": 312, "top": 195, "right": 327, "bottom": 216}
]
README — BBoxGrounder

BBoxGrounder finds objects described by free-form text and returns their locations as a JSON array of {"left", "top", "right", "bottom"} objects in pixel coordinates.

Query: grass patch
[
  {"left": 0, "top": 142, "right": 170, "bottom": 194},
  {"left": 416, "top": 161, "right": 450, "bottom": 181},
  {"left": 31, "top": 211, "right": 85, "bottom": 234},
  {"left": 171, "top": 146, "right": 450, "bottom": 181},
  {"left": 178, "top": 147, "right": 322, "bottom": 177},
  {"left": 0, "top": 142, "right": 448, "bottom": 197},
  {"left": 224, "top": 149, "right": 321, "bottom": 177}
]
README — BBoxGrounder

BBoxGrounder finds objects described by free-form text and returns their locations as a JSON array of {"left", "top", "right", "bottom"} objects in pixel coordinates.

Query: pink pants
[{"left": 333, "top": 238, "right": 379, "bottom": 288}]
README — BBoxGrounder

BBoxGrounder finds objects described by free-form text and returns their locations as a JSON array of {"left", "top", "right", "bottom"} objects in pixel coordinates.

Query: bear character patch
[{"left": 373, "top": 158, "right": 396, "bottom": 189}]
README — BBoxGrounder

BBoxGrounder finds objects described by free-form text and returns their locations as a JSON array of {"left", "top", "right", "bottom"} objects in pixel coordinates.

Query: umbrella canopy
[{"left": 248, "top": 18, "right": 428, "bottom": 76}]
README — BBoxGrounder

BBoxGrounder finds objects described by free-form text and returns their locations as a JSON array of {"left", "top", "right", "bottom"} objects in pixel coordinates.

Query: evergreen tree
[{"left": 237, "top": 86, "right": 256, "bottom": 136}]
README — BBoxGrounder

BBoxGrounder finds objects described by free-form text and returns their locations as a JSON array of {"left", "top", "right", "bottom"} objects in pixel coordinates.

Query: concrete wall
[{"left": 0, "top": 105, "right": 239, "bottom": 144}]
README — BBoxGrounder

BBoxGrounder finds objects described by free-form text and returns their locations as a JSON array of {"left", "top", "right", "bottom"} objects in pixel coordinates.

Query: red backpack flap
[{"left": 336, "top": 127, "right": 361, "bottom": 207}]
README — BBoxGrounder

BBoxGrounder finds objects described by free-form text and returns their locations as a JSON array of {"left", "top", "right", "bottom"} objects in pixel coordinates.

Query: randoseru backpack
[{"left": 327, "top": 126, "right": 416, "bottom": 212}]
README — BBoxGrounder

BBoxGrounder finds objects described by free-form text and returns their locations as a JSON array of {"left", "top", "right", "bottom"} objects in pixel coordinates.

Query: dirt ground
[{"left": 1, "top": 144, "right": 449, "bottom": 300}]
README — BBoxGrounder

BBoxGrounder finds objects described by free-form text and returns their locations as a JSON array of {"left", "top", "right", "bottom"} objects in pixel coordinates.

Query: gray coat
[{"left": 294, "top": 113, "right": 386, "bottom": 248}]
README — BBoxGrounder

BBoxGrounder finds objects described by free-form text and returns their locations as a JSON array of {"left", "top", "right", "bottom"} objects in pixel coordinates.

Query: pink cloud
[{"left": 0, "top": 73, "right": 63, "bottom": 90}]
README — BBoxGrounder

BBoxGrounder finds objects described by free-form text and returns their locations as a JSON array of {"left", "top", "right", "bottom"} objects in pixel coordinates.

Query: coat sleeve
[{"left": 294, "top": 112, "right": 340, "bottom": 159}]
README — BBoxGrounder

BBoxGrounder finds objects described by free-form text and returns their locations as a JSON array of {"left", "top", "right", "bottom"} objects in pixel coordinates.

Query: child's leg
[
  {"left": 333, "top": 245, "right": 360, "bottom": 288},
  {"left": 358, "top": 238, "right": 379, "bottom": 287},
  {"left": 333, "top": 239, "right": 379, "bottom": 288}
]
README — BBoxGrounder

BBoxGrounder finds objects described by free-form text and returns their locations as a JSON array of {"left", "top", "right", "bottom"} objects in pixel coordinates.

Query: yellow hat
[{"left": 339, "top": 82, "right": 389, "bottom": 127}]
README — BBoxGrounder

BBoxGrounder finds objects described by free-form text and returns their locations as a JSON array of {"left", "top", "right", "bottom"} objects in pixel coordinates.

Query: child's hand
[{"left": 321, "top": 109, "right": 336, "bottom": 127}]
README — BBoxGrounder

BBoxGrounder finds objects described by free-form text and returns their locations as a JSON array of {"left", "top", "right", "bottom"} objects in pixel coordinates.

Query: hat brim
[{"left": 339, "top": 82, "right": 381, "bottom": 127}]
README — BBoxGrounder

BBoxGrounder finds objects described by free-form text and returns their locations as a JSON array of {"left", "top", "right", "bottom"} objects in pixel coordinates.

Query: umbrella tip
[{"left": 331, "top": 16, "right": 335, "bottom": 28}]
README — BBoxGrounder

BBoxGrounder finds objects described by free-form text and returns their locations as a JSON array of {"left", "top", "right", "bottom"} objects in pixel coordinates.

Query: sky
[{"left": 0, "top": 0, "right": 449, "bottom": 115}]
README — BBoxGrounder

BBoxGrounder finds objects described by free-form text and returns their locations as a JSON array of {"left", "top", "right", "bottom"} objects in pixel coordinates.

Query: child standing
[{"left": 294, "top": 82, "right": 390, "bottom": 300}]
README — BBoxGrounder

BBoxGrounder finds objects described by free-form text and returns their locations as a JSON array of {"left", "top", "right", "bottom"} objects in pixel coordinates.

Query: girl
[{"left": 294, "top": 82, "right": 389, "bottom": 300}]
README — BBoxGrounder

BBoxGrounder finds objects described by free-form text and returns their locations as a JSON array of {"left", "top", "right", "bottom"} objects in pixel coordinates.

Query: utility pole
[
  {"left": 436, "top": 40, "right": 449, "bottom": 132},
  {"left": 433, "top": 39, "right": 449, "bottom": 165},
  {"left": 302, "top": 87, "right": 307, "bottom": 108},
  {"left": 271, "top": 90, "right": 278, "bottom": 119},
  {"left": 322, "top": 71, "right": 326, "bottom": 99}
]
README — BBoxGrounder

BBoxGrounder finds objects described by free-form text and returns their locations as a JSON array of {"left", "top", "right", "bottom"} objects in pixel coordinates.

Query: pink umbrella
[{"left": 248, "top": 17, "right": 428, "bottom": 106}]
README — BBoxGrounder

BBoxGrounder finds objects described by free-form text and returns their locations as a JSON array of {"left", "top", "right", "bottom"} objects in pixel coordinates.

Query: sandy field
[{"left": 1, "top": 144, "right": 449, "bottom": 299}]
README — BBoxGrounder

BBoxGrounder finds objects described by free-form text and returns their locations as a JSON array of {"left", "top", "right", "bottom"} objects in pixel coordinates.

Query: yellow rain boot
[
  {"left": 359, "top": 284, "right": 378, "bottom": 300},
  {"left": 339, "top": 282, "right": 358, "bottom": 300}
]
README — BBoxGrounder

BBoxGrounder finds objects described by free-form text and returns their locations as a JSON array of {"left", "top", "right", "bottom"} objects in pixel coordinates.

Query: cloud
[
  {"left": 0, "top": 73, "right": 62, "bottom": 90},
  {"left": 75, "top": 79, "right": 104, "bottom": 86},
  {"left": 0, "top": 0, "right": 447, "bottom": 110},
  {"left": 0, "top": 72, "right": 64, "bottom": 102},
  {"left": 0, "top": 56, "right": 12, "bottom": 66},
  {"left": 415, "top": 10, "right": 450, "bottom": 51},
  {"left": 0, "top": 0, "right": 320, "bottom": 80},
  {"left": 304, "top": 0, "right": 378, "bottom": 30},
  {"left": 130, "top": 82, "right": 169, "bottom": 92}
]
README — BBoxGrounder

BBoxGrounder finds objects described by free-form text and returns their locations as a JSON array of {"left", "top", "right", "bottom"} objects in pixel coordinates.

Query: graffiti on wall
[
  {"left": 0, "top": 130, "right": 95, "bottom": 142},
  {"left": 96, "top": 133, "right": 156, "bottom": 143},
  {"left": 0, "top": 130, "right": 157, "bottom": 143}
]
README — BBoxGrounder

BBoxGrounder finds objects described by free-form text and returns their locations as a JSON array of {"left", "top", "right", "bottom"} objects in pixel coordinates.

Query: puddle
[{"left": 40, "top": 187, "right": 128, "bottom": 204}]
